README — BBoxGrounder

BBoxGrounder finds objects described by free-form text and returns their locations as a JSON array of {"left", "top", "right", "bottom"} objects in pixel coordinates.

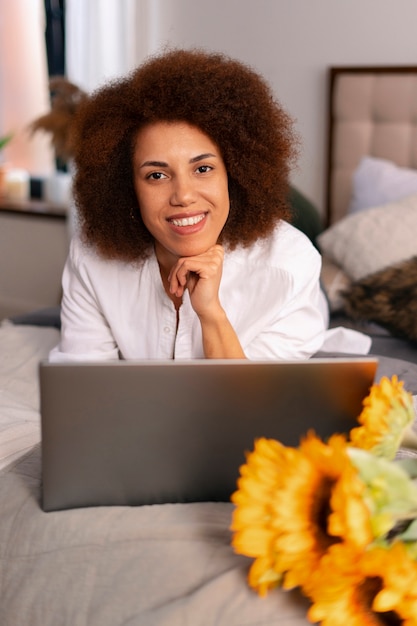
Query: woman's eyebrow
[
  {"left": 140, "top": 153, "right": 217, "bottom": 168},
  {"left": 140, "top": 160, "right": 168, "bottom": 168},
  {"left": 189, "top": 153, "right": 217, "bottom": 163}
]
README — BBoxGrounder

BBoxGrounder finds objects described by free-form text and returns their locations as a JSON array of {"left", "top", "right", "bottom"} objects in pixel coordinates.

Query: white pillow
[
  {"left": 317, "top": 193, "right": 417, "bottom": 281},
  {"left": 349, "top": 157, "right": 417, "bottom": 214}
]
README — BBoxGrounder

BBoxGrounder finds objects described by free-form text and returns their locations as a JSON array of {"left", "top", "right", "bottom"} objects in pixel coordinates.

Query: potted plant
[
  {"left": 30, "top": 77, "right": 87, "bottom": 168},
  {"left": 30, "top": 78, "right": 87, "bottom": 210},
  {"left": 0, "top": 134, "right": 13, "bottom": 152}
]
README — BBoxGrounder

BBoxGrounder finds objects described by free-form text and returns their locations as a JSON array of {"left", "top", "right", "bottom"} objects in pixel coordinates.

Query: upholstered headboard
[{"left": 325, "top": 66, "right": 417, "bottom": 226}]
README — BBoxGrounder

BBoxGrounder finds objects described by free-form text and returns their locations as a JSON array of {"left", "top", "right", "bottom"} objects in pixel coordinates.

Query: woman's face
[{"left": 133, "top": 121, "right": 230, "bottom": 266}]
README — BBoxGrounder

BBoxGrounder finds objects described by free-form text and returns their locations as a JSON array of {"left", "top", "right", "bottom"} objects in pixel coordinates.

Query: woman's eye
[
  {"left": 196, "top": 165, "right": 213, "bottom": 174},
  {"left": 147, "top": 171, "right": 166, "bottom": 180}
]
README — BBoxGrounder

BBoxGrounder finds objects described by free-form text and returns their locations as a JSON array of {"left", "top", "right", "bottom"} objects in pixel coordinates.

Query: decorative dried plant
[{"left": 30, "top": 76, "right": 88, "bottom": 163}]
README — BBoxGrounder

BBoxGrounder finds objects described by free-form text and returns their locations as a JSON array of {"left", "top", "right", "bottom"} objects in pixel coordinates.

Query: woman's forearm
[{"left": 199, "top": 308, "right": 246, "bottom": 359}]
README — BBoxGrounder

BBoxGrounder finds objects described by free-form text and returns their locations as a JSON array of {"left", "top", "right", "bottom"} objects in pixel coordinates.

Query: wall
[
  {"left": 0, "top": 0, "right": 54, "bottom": 175},
  {"left": 146, "top": 0, "right": 417, "bottom": 215}
]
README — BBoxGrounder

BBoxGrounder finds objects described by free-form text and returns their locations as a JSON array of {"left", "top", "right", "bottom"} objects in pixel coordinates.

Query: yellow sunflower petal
[
  {"left": 349, "top": 376, "right": 414, "bottom": 459},
  {"left": 232, "top": 527, "right": 275, "bottom": 558},
  {"left": 372, "top": 587, "right": 402, "bottom": 612},
  {"left": 328, "top": 465, "right": 373, "bottom": 548},
  {"left": 248, "top": 556, "right": 283, "bottom": 597}
]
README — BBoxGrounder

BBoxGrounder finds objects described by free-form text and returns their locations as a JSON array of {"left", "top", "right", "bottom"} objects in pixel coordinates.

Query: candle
[
  {"left": 5, "top": 168, "right": 30, "bottom": 201},
  {"left": 43, "top": 172, "right": 72, "bottom": 207}
]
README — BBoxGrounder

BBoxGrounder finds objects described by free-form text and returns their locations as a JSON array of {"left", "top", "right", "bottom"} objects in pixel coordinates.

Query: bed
[
  {"left": 317, "top": 66, "right": 417, "bottom": 364},
  {"left": 1, "top": 66, "right": 417, "bottom": 625}
]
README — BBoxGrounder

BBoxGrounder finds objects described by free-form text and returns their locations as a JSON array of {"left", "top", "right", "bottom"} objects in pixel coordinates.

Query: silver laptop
[{"left": 39, "top": 357, "right": 378, "bottom": 511}]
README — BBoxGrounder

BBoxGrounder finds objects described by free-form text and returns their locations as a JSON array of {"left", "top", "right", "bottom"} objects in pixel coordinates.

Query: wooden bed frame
[{"left": 325, "top": 65, "right": 417, "bottom": 227}]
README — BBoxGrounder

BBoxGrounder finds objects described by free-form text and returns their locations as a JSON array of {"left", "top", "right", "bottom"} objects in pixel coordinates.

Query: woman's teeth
[{"left": 170, "top": 214, "right": 205, "bottom": 227}]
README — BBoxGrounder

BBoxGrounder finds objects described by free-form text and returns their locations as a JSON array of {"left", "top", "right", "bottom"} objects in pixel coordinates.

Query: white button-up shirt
[{"left": 50, "top": 221, "right": 329, "bottom": 362}]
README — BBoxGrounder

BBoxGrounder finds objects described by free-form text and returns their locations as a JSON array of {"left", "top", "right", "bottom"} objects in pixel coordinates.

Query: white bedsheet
[{"left": 0, "top": 322, "right": 59, "bottom": 469}]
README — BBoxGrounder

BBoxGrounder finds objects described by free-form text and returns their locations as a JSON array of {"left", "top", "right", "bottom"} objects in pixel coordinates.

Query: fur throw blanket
[{"left": 342, "top": 256, "right": 417, "bottom": 342}]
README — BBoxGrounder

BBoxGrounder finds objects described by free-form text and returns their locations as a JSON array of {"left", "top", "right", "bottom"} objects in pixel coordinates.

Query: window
[{"left": 44, "top": 0, "right": 66, "bottom": 76}]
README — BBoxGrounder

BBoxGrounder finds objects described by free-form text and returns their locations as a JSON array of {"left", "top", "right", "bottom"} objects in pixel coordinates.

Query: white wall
[{"left": 145, "top": 0, "right": 417, "bottom": 215}]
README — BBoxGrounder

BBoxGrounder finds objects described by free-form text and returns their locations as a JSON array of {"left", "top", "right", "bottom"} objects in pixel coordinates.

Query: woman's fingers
[{"left": 168, "top": 245, "right": 224, "bottom": 305}]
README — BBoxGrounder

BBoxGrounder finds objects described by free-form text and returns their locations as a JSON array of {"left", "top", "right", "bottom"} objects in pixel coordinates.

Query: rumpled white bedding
[
  {"left": 321, "top": 325, "right": 372, "bottom": 355},
  {"left": 0, "top": 321, "right": 60, "bottom": 469}
]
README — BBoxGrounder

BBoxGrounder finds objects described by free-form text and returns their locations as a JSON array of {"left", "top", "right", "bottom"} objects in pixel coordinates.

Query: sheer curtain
[
  {"left": 65, "top": 0, "right": 159, "bottom": 93},
  {"left": 0, "top": 0, "right": 54, "bottom": 175}
]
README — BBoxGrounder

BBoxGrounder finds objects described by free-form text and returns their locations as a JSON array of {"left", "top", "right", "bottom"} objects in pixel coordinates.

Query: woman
[{"left": 50, "top": 48, "right": 329, "bottom": 362}]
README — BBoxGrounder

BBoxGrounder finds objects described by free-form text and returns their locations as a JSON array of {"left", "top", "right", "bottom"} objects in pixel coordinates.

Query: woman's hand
[
  {"left": 168, "top": 244, "right": 246, "bottom": 359},
  {"left": 168, "top": 244, "right": 224, "bottom": 319}
]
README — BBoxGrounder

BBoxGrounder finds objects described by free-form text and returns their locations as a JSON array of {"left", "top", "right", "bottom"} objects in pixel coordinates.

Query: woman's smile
[{"left": 168, "top": 211, "right": 208, "bottom": 231}]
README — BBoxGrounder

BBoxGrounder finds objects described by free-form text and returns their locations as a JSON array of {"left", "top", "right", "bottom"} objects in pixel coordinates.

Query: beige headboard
[{"left": 325, "top": 66, "right": 417, "bottom": 226}]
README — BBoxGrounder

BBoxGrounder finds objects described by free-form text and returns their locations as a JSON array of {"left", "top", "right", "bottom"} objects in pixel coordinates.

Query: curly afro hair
[{"left": 72, "top": 48, "right": 298, "bottom": 262}]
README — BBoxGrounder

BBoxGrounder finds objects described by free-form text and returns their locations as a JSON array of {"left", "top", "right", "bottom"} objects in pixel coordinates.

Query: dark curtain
[
  {"left": 44, "top": 0, "right": 65, "bottom": 76},
  {"left": 43, "top": 0, "right": 66, "bottom": 171}
]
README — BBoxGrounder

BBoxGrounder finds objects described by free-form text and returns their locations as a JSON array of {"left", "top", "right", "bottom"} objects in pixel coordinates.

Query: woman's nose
[{"left": 170, "top": 175, "right": 196, "bottom": 206}]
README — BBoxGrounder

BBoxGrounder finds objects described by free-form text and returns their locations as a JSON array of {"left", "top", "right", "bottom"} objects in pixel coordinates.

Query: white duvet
[{"left": 0, "top": 322, "right": 59, "bottom": 469}]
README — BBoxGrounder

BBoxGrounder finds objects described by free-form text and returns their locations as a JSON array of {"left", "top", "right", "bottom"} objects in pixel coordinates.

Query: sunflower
[
  {"left": 231, "top": 433, "right": 373, "bottom": 594},
  {"left": 307, "top": 542, "right": 417, "bottom": 626},
  {"left": 349, "top": 376, "right": 414, "bottom": 460},
  {"left": 231, "top": 437, "right": 287, "bottom": 596}
]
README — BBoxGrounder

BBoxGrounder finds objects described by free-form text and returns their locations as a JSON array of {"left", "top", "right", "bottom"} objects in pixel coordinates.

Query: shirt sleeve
[
  {"left": 49, "top": 238, "right": 119, "bottom": 362},
  {"left": 238, "top": 227, "right": 329, "bottom": 361},
  {"left": 244, "top": 273, "right": 328, "bottom": 360}
]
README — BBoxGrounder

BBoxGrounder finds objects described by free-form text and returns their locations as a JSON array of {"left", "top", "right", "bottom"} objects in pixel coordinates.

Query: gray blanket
[
  {"left": 2, "top": 327, "right": 416, "bottom": 625},
  {"left": 0, "top": 445, "right": 310, "bottom": 626}
]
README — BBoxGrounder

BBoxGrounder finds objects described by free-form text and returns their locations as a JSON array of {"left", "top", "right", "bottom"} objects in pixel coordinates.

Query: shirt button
[{"left": 164, "top": 326, "right": 171, "bottom": 334}]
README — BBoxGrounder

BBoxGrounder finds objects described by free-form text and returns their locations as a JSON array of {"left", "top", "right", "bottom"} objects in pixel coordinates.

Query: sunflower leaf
[
  {"left": 396, "top": 458, "right": 417, "bottom": 479},
  {"left": 348, "top": 448, "right": 417, "bottom": 537}
]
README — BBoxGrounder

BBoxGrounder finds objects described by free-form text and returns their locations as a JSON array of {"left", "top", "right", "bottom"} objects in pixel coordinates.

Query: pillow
[
  {"left": 288, "top": 186, "right": 323, "bottom": 248},
  {"left": 317, "top": 193, "right": 417, "bottom": 281},
  {"left": 349, "top": 157, "right": 417, "bottom": 214},
  {"left": 342, "top": 256, "right": 417, "bottom": 342},
  {"left": 9, "top": 306, "right": 61, "bottom": 329}
]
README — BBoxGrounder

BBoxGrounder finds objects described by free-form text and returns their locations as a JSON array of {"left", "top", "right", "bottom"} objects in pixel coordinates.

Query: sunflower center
[
  {"left": 312, "top": 478, "right": 340, "bottom": 549},
  {"left": 356, "top": 577, "right": 403, "bottom": 626},
  {"left": 377, "top": 612, "right": 404, "bottom": 626}
]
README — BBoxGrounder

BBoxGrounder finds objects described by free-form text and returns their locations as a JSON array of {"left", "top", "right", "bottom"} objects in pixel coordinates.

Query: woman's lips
[{"left": 167, "top": 212, "right": 207, "bottom": 233}]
